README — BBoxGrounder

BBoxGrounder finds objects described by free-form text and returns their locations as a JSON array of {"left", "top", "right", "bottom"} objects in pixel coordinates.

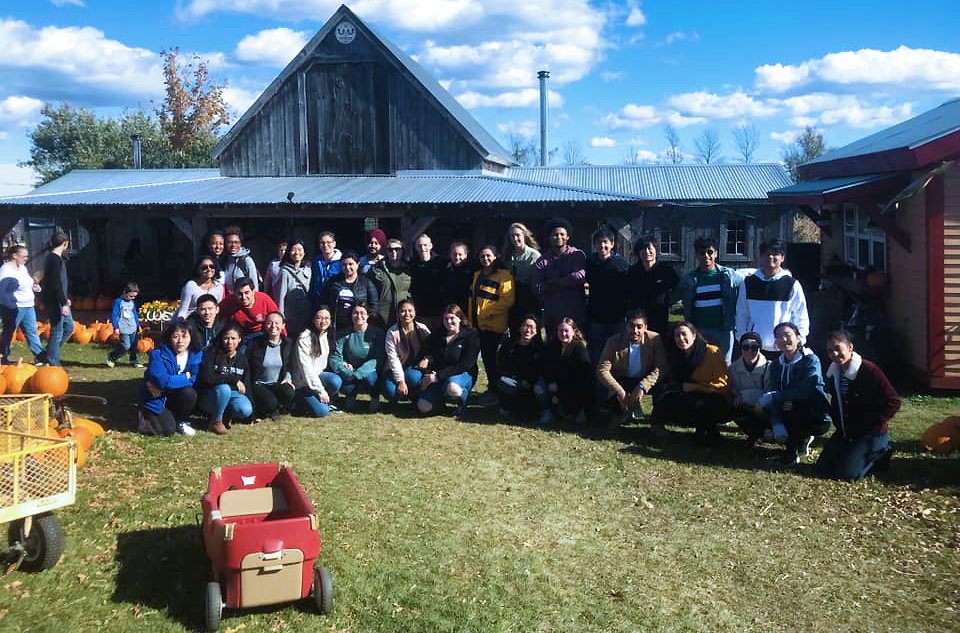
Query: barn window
[
  {"left": 725, "top": 219, "right": 747, "bottom": 256},
  {"left": 842, "top": 204, "right": 886, "bottom": 272},
  {"left": 658, "top": 225, "right": 679, "bottom": 256}
]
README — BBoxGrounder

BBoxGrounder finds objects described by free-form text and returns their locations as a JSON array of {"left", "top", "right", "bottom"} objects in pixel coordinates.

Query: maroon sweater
[{"left": 826, "top": 356, "right": 900, "bottom": 437}]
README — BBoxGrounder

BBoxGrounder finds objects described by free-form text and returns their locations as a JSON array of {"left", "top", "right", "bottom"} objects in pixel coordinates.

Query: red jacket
[
  {"left": 220, "top": 292, "right": 279, "bottom": 336},
  {"left": 825, "top": 353, "right": 900, "bottom": 437}
]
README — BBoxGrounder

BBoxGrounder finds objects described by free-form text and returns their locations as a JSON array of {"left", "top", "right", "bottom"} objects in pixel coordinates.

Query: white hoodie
[{"left": 736, "top": 268, "right": 808, "bottom": 351}]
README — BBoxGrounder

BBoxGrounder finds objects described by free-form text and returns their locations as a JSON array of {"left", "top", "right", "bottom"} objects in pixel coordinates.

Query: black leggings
[
  {"left": 142, "top": 387, "right": 197, "bottom": 436},
  {"left": 252, "top": 382, "right": 296, "bottom": 416},
  {"left": 478, "top": 330, "right": 503, "bottom": 391},
  {"left": 652, "top": 390, "right": 732, "bottom": 431}
]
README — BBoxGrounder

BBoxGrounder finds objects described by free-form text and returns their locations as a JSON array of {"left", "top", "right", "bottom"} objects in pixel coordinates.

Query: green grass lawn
[{"left": 0, "top": 340, "right": 958, "bottom": 632}]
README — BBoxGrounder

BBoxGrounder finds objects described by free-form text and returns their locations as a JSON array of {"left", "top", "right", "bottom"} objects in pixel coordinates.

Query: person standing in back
[
  {"left": 585, "top": 224, "right": 628, "bottom": 366},
  {"left": 42, "top": 231, "right": 74, "bottom": 366},
  {"left": 675, "top": 236, "right": 741, "bottom": 364},
  {"left": 626, "top": 236, "right": 679, "bottom": 338},
  {"left": 532, "top": 218, "right": 587, "bottom": 334}
]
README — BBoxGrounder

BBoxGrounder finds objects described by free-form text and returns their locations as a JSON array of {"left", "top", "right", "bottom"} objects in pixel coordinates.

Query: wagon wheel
[
  {"left": 204, "top": 581, "right": 223, "bottom": 631},
  {"left": 7, "top": 512, "right": 64, "bottom": 572},
  {"left": 312, "top": 566, "right": 334, "bottom": 614},
  {"left": 50, "top": 395, "right": 108, "bottom": 430}
]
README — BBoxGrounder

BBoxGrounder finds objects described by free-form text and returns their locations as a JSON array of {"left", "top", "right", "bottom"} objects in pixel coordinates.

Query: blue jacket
[
  {"left": 111, "top": 297, "right": 141, "bottom": 333},
  {"left": 675, "top": 264, "right": 742, "bottom": 332},
  {"left": 766, "top": 348, "right": 829, "bottom": 416},
  {"left": 308, "top": 251, "right": 342, "bottom": 308},
  {"left": 140, "top": 344, "right": 202, "bottom": 414}
]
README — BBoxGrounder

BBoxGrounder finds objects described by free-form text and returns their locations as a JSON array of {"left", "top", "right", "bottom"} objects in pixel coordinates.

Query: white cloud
[
  {"left": 590, "top": 137, "right": 617, "bottom": 147},
  {"left": 667, "top": 91, "right": 779, "bottom": 119},
  {"left": 0, "top": 19, "right": 163, "bottom": 106},
  {"left": 781, "top": 93, "right": 914, "bottom": 129},
  {"left": 50, "top": 0, "right": 85, "bottom": 6},
  {"left": 602, "top": 103, "right": 706, "bottom": 131},
  {"left": 601, "top": 71, "right": 624, "bottom": 82},
  {"left": 625, "top": 1, "right": 646, "bottom": 26},
  {"left": 770, "top": 130, "right": 798, "bottom": 144},
  {"left": 624, "top": 148, "right": 659, "bottom": 163},
  {"left": 234, "top": 28, "right": 309, "bottom": 67},
  {"left": 0, "top": 163, "right": 37, "bottom": 197},
  {"left": 0, "top": 96, "right": 43, "bottom": 127},
  {"left": 658, "top": 30, "right": 699, "bottom": 46},
  {"left": 222, "top": 84, "right": 263, "bottom": 119},
  {"left": 497, "top": 120, "right": 537, "bottom": 139},
  {"left": 456, "top": 89, "right": 563, "bottom": 109},
  {"left": 755, "top": 46, "right": 960, "bottom": 94}
]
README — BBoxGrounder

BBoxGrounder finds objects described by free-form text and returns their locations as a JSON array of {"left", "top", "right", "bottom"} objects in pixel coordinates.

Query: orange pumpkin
[
  {"left": 95, "top": 296, "right": 112, "bottom": 311},
  {"left": 921, "top": 416, "right": 960, "bottom": 454},
  {"left": 0, "top": 373, "right": 7, "bottom": 395},
  {"left": 79, "top": 297, "right": 95, "bottom": 311},
  {"left": 13, "top": 329, "right": 24, "bottom": 342},
  {"left": 25, "top": 366, "right": 69, "bottom": 397},
  {"left": 59, "top": 426, "right": 93, "bottom": 452},
  {"left": 94, "top": 324, "right": 114, "bottom": 344},
  {"left": 72, "top": 327, "right": 94, "bottom": 344},
  {"left": 1, "top": 360, "right": 37, "bottom": 395},
  {"left": 71, "top": 417, "right": 105, "bottom": 437},
  {"left": 137, "top": 337, "right": 155, "bottom": 354}
]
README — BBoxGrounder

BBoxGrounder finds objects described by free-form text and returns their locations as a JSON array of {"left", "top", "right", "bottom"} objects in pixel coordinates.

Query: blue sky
[{"left": 1, "top": 0, "right": 958, "bottom": 194}]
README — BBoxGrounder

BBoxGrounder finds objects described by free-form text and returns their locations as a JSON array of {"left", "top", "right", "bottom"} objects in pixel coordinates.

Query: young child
[{"left": 106, "top": 282, "right": 142, "bottom": 368}]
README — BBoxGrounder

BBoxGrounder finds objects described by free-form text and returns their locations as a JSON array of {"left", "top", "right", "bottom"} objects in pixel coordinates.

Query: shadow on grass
[
  {"left": 63, "top": 377, "right": 142, "bottom": 431},
  {"left": 113, "top": 524, "right": 208, "bottom": 630}
]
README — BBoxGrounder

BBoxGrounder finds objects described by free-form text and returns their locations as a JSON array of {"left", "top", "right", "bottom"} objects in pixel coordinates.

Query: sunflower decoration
[{"left": 138, "top": 300, "right": 181, "bottom": 325}]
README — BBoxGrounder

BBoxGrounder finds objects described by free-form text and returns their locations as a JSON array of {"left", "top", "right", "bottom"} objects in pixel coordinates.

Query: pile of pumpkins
[
  {"left": 71, "top": 296, "right": 114, "bottom": 312},
  {"left": 1, "top": 361, "right": 104, "bottom": 469},
  {"left": 12, "top": 321, "right": 155, "bottom": 353}
]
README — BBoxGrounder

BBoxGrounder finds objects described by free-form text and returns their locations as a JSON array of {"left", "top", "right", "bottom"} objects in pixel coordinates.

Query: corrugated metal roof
[
  {"left": 504, "top": 163, "right": 792, "bottom": 201},
  {"left": 768, "top": 173, "right": 900, "bottom": 197},
  {"left": 805, "top": 97, "right": 960, "bottom": 166},
  {"left": 214, "top": 5, "right": 513, "bottom": 167},
  {"left": 0, "top": 169, "right": 644, "bottom": 206}
]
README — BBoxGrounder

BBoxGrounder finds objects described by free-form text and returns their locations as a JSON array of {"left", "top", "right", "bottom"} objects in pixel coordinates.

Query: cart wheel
[
  {"left": 7, "top": 513, "right": 64, "bottom": 572},
  {"left": 204, "top": 581, "right": 223, "bottom": 631},
  {"left": 312, "top": 566, "right": 334, "bottom": 614}
]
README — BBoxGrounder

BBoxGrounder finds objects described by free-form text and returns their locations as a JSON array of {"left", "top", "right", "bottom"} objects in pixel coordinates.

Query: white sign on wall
[{"left": 335, "top": 21, "right": 356, "bottom": 44}]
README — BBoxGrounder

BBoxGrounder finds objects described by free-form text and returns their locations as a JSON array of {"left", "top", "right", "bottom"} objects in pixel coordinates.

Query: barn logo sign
[{"left": 335, "top": 21, "right": 356, "bottom": 44}]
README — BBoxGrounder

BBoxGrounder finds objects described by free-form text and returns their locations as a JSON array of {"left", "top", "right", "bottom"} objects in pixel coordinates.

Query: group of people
[{"left": 1, "top": 220, "right": 894, "bottom": 483}]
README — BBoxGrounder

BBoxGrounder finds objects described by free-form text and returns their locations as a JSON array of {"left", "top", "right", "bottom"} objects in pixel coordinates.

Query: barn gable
[{"left": 214, "top": 5, "right": 512, "bottom": 176}]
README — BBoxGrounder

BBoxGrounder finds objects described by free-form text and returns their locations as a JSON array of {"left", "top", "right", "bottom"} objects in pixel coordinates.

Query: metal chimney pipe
[
  {"left": 538, "top": 70, "right": 549, "bottom": 166},
  {"left": 131, "top": 134, "right": 142, "bottom": 169}
]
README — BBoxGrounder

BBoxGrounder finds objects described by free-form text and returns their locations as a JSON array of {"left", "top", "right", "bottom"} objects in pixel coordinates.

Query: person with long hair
[
  {"left": 262, "top": 239, "right": 288, "bottom": 300},
  {"left": 440, "top": 241, "right": 474, "bottom": 312},
  {"left": 139, "top": 322, "right": 202, "bottom": 436},
  {"left": 756, "top": 322, "right": 831, "bottom": 465},
  {"left": 540, "top": 317, "right": 594, "bottom": 425},
  {"left": 329, "top": 303, "right": 385, "bottom": 412},
  {"left": 247, "top": 311, "right": 296, "bottom": 420},
  {"left": 294, "top": 306, "right": 342, "bottom": 418},
  {"left": 197, "top": 324, "right": 253, "bottom": 435},
  {"left": 627, "top": 235, "right": 679, "bottom": 338},
  {"left": 0, "top": 244, "right": 45, "bottom": 365},
  {"left": 468, "top": 245, "right": 515, "bottom": 406},
  {"left": 41, "top": 231, "right": 73, "bottom": 366},
  {"left": 273, "top": 239, "right": 312, "bottom": 336},
  {"left": 417, "top": 303, "right": 480, "bottom": 416},
  {"left": 496, "top": 314, "right": 546, "bottom": 419},
  {"left": 502, "top": 222, "right": 541, "bottom": 333},
  {"left": 324, "top": 251, "right": 378, "bottom": 336},
  {"left": 204, "top": 230, "right": 227, "bottom": 286},
  {"left": 175, "top": 255, "right": 225, "bottom": 321},
  {"left": 382, "top": 299, "right": 431, "bottom": 404},
  {"left": 652, "top": 322, "right": 732, "bottom": 443},
  {"left": 816, "top": 331, "right": 901, "bottom": 481}
]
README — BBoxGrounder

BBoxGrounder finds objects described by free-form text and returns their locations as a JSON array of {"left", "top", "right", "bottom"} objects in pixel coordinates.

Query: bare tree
[
  {"left": 507, "top": 132, "right": 538, "bottom": 166},
  {"left": 663, "top": 124, "right": 682, "bottom": 164},
  {"left": 731, "top": 122, "right": 759, "bottom": 163},
  {"left": 781, "top": 125, "right": 826, "bottom": 182},
  {"left": 694, "top": 129, "right": 722, "bottom": 164},
  {"left": 561, "top": 139, "right": 589, "bottom": 166}
]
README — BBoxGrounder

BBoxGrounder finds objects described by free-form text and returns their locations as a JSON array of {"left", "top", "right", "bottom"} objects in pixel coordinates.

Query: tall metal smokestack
[
  {"left": 538, "top": 70, "right": 549, "bottom": 166},
  {"left": 131, "top": 134, "right": 142, "bottom": 170}
]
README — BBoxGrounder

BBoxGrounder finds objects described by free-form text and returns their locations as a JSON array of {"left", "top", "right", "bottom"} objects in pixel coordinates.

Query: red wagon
[{"left": 200, "top": 462, "right": 333, "bottom": 631}]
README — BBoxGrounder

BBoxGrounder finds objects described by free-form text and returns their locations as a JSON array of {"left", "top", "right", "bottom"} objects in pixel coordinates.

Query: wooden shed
[{"left": 770, "top": 98, "right": 960, "bottom": 387}]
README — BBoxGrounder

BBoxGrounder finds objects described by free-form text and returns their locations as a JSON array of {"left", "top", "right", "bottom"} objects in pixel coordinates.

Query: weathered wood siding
[
  {"left": 887, "top": 177, "right": 929, "bottom": 378},
  {"left": 941, "top": 169, "right": 960, "bottom": 382},
  {"left": 220, "top": 24, "right": 483, "bottom": 176}
]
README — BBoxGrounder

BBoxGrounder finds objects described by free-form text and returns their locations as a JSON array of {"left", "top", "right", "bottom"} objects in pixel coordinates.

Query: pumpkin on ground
[
  {"left": 59, "top": 426, "right": 93, "bottom": 452},
  {"left": 1, "top": 360, "right": 37, "bottom": 395},
  {"left": 0, "top": 373, "right": 7, "bottom": 395},
  {"left": 94, "top": 324, "right": 114, "bottom": 344},
  {"left": 72, "top": 327, "right": 94, "bottom": 345},
  {"left": 13, "top": 329, "right": 24, "bottom": 343},
  {"left": 921, "top": 416, "right": 960, "bottom": 454},
  {"left": 137, "top": 337, "right": 155, "bottom": 354},
  {"left": 25, "top": 366, "right": 69, "bottom": 397},
  {"left": 71, "top": 417, "right": 105, "bottom": 437},
  {"left": 95, "top": 296, "right": 112, "bottom": 311}
]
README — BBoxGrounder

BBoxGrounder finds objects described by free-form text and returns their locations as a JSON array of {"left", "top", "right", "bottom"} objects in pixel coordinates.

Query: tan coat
[{"left": 596, "top": 330, "right": 665, "bottom": 396}]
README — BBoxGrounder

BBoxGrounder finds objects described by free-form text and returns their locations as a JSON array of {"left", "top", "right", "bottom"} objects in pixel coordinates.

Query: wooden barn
[
  {"left": 0, "top": 4, "right": 794, "bottom": 302},
  {"left": 769, "top": 98, "right": 960, "bottom": 387}
]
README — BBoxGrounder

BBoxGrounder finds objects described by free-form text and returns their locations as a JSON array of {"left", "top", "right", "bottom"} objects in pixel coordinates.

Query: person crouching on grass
[
  {"left": 106, "top": 282, "right": 142, "bottom": 368},
  {"left": 816, "top": 331, "right": 900, "bottom": 481},
  {"left": 539, "top": 318, "right": 594, "bottom": 426},
  {"left": 329, "top": 303, "right": 385, "bottom": 413},
  {"left": 596, "top": 309, "right": 665, "bottom": 426},
  {"left": 417, "top": 303, "right": 480, "bottom": 418},
  {"left": 139, "top": 322, "right": 202, "bottom": 436},
  {"left": 197, "top": 325, "right": 253, "bottom": 436},
  {"left": 246, "top": 312, "right": 296, "bottom": 421}
]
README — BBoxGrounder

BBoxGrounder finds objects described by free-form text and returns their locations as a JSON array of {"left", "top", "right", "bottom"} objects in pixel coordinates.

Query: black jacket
[
  {"left": 198, "top": 347, "right": 251, "bottom": 395},
  {"left": 440, "top": 261, "right": 476, "bottom": 312},
  {"left": 187, "top": 314, "right": 222, "bottom": 350},
  {"left": 246, "top": 336, "right": 294, "bottom": 384},
  {"left": 497, "top": 336, "right": 544, "bottom": 386},
  {"left": 424, "top": 328, "right": 480, "bottom": 381},
  {"left": 586, "top": 253, "right": 628, "bottom": 324},
  {"left": 42, "top": 252, "right": 69, "bottom": 310},
  {"left": 324, "top": 274, "right": 379, "bottom": 333},
  {"left": 627, "top": 261, "right": 680, "bottom": 335},
  {"left": 409, "top": 256, "right": 445, "bottom": 318}
]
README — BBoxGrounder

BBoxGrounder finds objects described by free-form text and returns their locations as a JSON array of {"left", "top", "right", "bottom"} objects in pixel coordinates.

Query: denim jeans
[
  {"left": 419, "top": 371, "right": 474, "bottom": 409},
  {"left": 198, "top": 384, "right": 253, "bottom": 421},
  {"left": 0, "top": 305, "right": 44, "bottom": 360},
  {"left": 380, "top": 367, "right": 424, "bottom": 403},
  {"left": 339, "top": 371, "right": 379, "bottom": 396},
  {"left": 816, "top": 431, "right": 890, "bottom": 481},
  {"left": 296, "top": 372, "right": 342, "bottom": 417},
  {"left": 108, "top": 331, "right": 139, "bottom": 363},
  {"left": 46, "top": 310, "right": 75, "bottom": 366}
]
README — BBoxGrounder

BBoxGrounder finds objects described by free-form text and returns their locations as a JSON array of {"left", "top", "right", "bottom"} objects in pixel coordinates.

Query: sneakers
[
  {"left": 137, "top": 411, "right": 161, "bottom": 436},
  {"left": 328, "top": 403, "right": 341, "bottom": 413},
  {"left": 798, "top": 435, "right": 815, "bottom": 457},
  {"left": 477, "top": 391, "right": 499, "bottom": 407},
  {"left": 105, "top": 359, "right": 116, "bottom": 368},
  {"left": 779, "top": 449, "right": 801, "bottom": 466},
  {"left": 132, "top": 362, "right": 145, "bottom": 369},
  {"left": 210, "top": 419, "right": 230, "bottom": 436},
  {"left": 368, "top": 395, "right": 381, "bottom": 414},
  {"left": 177, "top": 421, "right": 196, "bottom": 436}
]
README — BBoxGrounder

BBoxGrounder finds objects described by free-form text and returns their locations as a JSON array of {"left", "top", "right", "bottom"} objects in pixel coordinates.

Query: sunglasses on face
[
  {"left": 741, "top": 343, "right": 760, "bottom": 351},
  {"left": 201, "top": 264, "right": 216, "bottom": 270}
]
